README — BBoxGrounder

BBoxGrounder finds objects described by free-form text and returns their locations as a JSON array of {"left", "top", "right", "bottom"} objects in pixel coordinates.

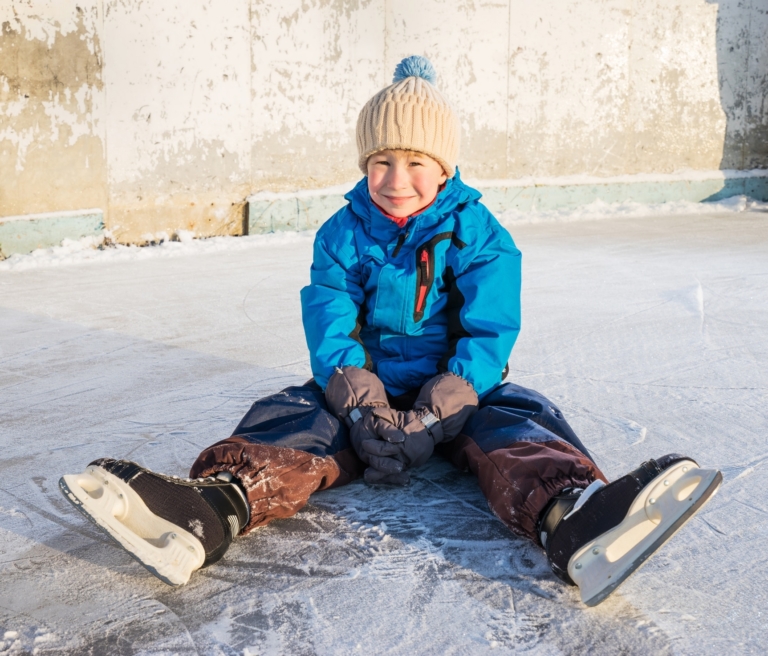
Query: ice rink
[{"left": 1, "top": 206, "right": 767, "bottom": 654}]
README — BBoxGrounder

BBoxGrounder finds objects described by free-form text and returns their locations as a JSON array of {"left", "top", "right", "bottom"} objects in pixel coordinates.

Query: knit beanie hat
[{"left": 356, "top": 56, "right": 460, "bottom": 178}]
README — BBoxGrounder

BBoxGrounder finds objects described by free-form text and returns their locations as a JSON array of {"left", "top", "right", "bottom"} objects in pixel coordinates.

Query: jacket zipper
[
  {"left": 392, "top": 231, "right": 408, "bottom": 258},
  {"left": 408, "top": 232, "right": 461, "bottom": 322},
  {"left": 415, "top": 249, "right": 429, "bottom": 314}
]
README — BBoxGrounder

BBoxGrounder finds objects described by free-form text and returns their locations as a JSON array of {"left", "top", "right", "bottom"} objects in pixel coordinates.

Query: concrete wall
[
  {"left": 1, "top": 0, "right": 767, "bottom": 247},
  {"left": 0, "top": 2, "right": 107, "bottom": 217}
]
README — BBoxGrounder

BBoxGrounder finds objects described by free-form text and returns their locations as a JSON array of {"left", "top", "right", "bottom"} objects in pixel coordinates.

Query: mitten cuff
[
  {"left": 414, "top": 372, "right": 479, "bottom": 441},
  {"left": 325, "top": 366, "right": 390, "bottom": 425}
]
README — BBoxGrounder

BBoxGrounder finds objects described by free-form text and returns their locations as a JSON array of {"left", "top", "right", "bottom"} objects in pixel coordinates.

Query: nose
[{"left": 385, "top": 161, "right": 409, "bottom": 189}]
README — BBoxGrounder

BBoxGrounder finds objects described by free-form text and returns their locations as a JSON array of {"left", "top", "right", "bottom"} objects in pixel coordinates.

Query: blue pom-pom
[{"left": 393, "top": 56, "right": 437, "bottom": 85}]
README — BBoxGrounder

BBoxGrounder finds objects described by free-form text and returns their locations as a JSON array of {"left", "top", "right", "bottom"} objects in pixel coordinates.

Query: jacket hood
[{"left": 344, "top": 168, "right": 482, "bottom": 239}]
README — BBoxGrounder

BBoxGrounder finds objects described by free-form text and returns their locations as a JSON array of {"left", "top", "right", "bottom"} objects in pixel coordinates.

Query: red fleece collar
[{"left": 372, "top": 183, "right": 446, "bottom": 228}]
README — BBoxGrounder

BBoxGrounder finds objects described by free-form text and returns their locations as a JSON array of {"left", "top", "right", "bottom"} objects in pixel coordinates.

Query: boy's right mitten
[
  {"left": 363, "top": 372, "right": 479, "bottom": 471},
  {"left": 324, "top": 366, "right": 408, "bottom": 483}
]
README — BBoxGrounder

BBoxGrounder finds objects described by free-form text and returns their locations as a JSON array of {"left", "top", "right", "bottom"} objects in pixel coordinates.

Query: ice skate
[
  {"left": 538, "top": 454, "right": 722, "bottom": 606},
  {"left": 59, "top": 459, "right": 250, "bottom": 586}
]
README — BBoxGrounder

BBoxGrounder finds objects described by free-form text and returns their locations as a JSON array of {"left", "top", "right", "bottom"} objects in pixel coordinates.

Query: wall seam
[
  {"left": 742, "top": 0, "right": 753, "bottom": 170},
  {"left": 101, "top": 0, "right": 111, "bottom": 231},
  {"left": 249, "top": 0, "right": 255, "bottom": 227}
]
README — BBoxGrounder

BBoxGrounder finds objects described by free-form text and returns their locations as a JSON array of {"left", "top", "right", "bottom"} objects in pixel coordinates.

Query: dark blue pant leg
[
  {"left": 191, "top": 381, "right": 363, "bottom": 533},
  {"left": 439, "top": 383, "right": 607, "bottom": 542},
  {"left": 230, "top": 381, "right": 350, "bottom": 457},
  {"left": 469, "top": 382, "right": 593, "bottom": 461}
]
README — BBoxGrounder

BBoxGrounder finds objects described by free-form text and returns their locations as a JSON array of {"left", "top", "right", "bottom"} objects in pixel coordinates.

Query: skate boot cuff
[{"left": 537, "top": 487, "right": 583, "bottom": 551}]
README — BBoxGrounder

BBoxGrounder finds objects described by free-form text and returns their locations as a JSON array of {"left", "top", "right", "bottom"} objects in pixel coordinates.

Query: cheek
[
  {"left": 412, "top": 172, "right": 440, "bottom": 198},
  {"left": 367, "top": 170, "right": 384, "bottom": 196}
]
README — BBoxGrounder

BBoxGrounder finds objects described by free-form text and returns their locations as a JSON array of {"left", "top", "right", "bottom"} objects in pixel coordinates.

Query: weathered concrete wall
[
  {"left": 713, "top": 0, "right": 768, "bottom": 170},
  {"left": 0, "top": 1, "right": 107, "bottom": 217},
  {"left": 1, "top": 0, "right": 766, "bottom": 246},
  {"left": 103, "top": 0, "right": 252, "bottom": 242},
  {"left": 501, "top": 0, "right": 727, "bottom": 178},
  {"left": 250, "top": 1, "right": 385, "bottom": 191}
]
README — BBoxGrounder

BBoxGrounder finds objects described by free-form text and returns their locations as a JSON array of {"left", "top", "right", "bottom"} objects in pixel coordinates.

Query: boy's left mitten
[
  {"left": 362, "top": 372, "right": 479, "bottom": 473},
  {"left": 324, "top": 366, "right": 410, "bottom": 485}
]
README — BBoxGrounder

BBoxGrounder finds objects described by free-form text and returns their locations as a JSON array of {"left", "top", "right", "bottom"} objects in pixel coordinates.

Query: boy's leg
[
  {"left": 437, "top": 382, "right": 607, "bottom": 543},
  {"left": 190, "top": 381, "right": 364, "bottom": 534},
  {"left": 60, "top": 381, "right": 364, "bottom": 585},
  {"left": 439, "top": 382, "right": 721, "bottom": 606}
]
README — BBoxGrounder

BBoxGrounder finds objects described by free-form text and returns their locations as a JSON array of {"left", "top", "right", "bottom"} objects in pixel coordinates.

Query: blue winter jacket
[{"left": 300, "top": 169, "right": 522, "bottom": 398}]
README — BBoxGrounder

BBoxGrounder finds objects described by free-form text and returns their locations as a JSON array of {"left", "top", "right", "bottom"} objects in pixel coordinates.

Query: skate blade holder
[
  {"left": 567, "top": 460, "right": 722, "bottom": 606},
  {"left": 60, "top": 466, "right": 206, "bottom": 586}
]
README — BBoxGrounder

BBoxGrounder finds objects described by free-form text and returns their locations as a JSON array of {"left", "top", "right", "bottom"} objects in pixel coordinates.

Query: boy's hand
[
  {"left": 324, "top": 366, "right": 389, "bottom": 423},
  {"left": 324, "top": 366, "right": 409, "bottom": 482},
  {"left": 364, "top": 407, "right": 439, "bottom": 469},
  {"left": 325, "top": 368, "right": 478, "bottom": 485},
  {"left": 413, "top": 372, "right": 479, "bottom": 441},
  {"left": 363, "top": 372, "right": 480, "bottom": 474}
]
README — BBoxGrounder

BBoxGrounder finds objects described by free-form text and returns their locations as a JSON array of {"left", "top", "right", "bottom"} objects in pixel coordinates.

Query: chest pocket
[
  {"left": 371, "top": 262, "right": 410, "bottom": 332},
  {"left": 413, "top": 231, "right": 466, "bottom": 322}
]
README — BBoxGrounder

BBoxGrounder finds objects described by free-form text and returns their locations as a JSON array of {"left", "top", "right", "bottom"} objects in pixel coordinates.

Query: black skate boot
[
  {"left": 59, "top": 458, "right": 250, "bottom": 586},
  {"left": 538, "top": 454, "right": 721, "bottom": 606}
]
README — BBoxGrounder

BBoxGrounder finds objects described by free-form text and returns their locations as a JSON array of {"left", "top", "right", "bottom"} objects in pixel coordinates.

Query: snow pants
[{"left": 190, "top": 381, "right": 607, "bottom": 544}]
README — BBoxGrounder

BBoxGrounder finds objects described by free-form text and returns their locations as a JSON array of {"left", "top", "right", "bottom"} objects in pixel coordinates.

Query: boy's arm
[
  {"left": 438, "top": 223, "right": 522, "bottom": 397},
  {"left": 302, "top": 232, "right": 410, "bottom": 484},
  {"left": 300, "top": 230, "right": 371, "bottom": 390}
]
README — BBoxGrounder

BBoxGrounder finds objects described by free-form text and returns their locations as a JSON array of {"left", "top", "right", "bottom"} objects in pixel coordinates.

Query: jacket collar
[{"left": 344, "top": 168, "right": 481, "bottom": 242}]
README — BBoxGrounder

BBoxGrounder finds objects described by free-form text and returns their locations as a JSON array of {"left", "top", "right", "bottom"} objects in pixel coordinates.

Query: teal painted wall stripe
[
  {"left": 247, "top": 174, "right": 768, "bottom": 234},
  {"left": 1, "top": 174, "right": 765, "bottom": 257},
  {"left": 0, "top": 210, "right": 104, "bottom": 258}
]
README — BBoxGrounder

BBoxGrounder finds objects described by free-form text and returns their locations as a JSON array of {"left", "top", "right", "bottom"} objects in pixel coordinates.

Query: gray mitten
[
  {"left": 366, "top": 372, "right": 479, "bottom": 472},
  {"left": 324, "top": 366, "right": 408, "bottom": 484},
  {"left": 413, "top": 372, "right": 479, "bottom": 441},
  {"left": 363, "top": 407, "right": 437, "bottom": 468}
]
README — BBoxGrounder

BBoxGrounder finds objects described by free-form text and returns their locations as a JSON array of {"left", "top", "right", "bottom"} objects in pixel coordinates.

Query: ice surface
[{"left": 1, "top": 206, "right": 767, "bottom": 654}]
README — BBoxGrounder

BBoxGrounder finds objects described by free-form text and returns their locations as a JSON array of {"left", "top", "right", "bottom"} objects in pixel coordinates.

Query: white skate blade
[
  {"left": 568, "top": 460, "right": 722, "bottom": 607},
  {"left": 59, "top": 465, "right": 205, "bottom": 586}
]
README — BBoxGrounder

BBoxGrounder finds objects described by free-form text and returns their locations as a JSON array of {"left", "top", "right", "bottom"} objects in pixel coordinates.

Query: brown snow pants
[{"left": 190, "top": 381, "right": 606, "bottom": 543}]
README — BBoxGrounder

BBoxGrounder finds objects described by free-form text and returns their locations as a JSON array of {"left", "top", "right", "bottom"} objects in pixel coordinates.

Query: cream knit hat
[{"left": 356, "top": 56, "right": 460, "bottom": 178}]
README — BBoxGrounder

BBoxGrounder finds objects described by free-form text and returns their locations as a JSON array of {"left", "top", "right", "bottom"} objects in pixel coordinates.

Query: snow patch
[
  {"left": 735, "top": 466, "right": 755, "bottom": 481},
  {"left": 0, "top": 230, "right": 316, "bottom": 272},
  {"left": 0, "top": 626, "right": 59, "bottom": 655},
  {"left": 188, "top": 518, "right": 205, "bottom": 539}
]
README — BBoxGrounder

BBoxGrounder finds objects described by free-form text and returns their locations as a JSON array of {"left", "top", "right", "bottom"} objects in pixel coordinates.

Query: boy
[{"left": 60, "top": 57, "right": 721, "bottom": 606}]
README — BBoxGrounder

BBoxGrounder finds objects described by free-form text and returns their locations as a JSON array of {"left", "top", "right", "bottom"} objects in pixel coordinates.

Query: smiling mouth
[{"left": 382, "top": 195, "right": 415, "bottom": 204}]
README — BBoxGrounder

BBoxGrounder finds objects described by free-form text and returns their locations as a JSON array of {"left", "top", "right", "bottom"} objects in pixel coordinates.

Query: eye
[{"left": 408, "top": 161, "right": 423, "bottom": 167}]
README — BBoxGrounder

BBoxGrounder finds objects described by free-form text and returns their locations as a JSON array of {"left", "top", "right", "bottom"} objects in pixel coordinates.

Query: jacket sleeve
[
  {"left": 300, "top": 225, "right": 370, "bottom": 390},
  {"left": 438, "top": 221, "right": 521, "bottom": 398}
]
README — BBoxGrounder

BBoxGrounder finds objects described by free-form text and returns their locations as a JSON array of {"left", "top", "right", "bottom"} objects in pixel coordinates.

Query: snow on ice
[{"left": 0, "top": 199, "right": 767, "bottom": 654}]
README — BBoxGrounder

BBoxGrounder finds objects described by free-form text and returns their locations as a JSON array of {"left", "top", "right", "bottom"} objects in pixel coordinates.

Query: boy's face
[{"left": 366, "top": 149, "right": 448, "bottom": 219}]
